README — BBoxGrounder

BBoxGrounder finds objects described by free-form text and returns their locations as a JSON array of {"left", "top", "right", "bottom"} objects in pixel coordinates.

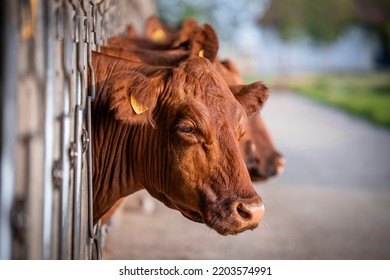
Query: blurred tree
[
  {"left": 354, "top": 0, "right": 390, "bottom": 67},
  {"left": 258, "top": 0, "right": 355, "bottom": 42},
  {"left": 156, "top": 0, "right": 266, "bottom": 42},
  {"left": 259, "top": 0, "right": 390, "bottom": 67}
]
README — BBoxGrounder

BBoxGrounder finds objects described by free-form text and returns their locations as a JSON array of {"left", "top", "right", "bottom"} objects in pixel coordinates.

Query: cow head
[{"left": 103, "top": 56, "right": 268, "bottom": 235}]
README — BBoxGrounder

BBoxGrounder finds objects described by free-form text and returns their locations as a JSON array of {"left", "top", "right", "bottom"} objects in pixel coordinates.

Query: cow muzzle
[
  {"left": 202, "top": 195, "right": 265, "bottom": 235},
  {"left": 248, "top": 153, "right": 286, "bottom": 182}
]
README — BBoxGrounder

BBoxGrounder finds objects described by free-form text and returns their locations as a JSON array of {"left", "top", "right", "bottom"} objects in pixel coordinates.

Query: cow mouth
[
  {"left": 168, "top": 200, "right": 204, "bottom": 223},
  {"left": 181, "top": 210, "right": 258, "bottom": 235},
  {"left": 207, "top": 219, "right": 259, "bottom": 236},
  {"left": 176, "top": 205, "right": 258, "bottom": 235},
  {"left": 180, "top": 209, "right": 204, "bottom": 223},
  {"left": 175, "top": 197, "right": 264, "bottom": 235}
]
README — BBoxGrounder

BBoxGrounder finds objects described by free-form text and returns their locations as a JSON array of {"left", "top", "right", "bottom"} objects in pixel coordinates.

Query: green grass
[{"left": 245, "top": 72, "right": 390, "bottom": 127}]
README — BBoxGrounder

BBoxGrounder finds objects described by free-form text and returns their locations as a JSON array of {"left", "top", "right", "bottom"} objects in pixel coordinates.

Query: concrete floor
[{"left": 102, "top": 92, "right": 390, "bottom": 260}]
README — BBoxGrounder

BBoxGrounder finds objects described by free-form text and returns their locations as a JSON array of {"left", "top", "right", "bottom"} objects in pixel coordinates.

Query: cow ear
[
  {"left": 188, "top": 23, "right": 219, "bottom": 62},
  {"left": 145, "top": 15, "right": 169, "bottom": 43},
  {"left": 106, "top": 71, "right": 158, "bottom": 126},
  {"left": 230, "top": 82, "right": 269, "bottom": 116},
  {"left": 173, "top": 17, "right": 200, "bottom": 48},
  {"left": 200, "top": 24, "right": 219, "bottom": 62}
]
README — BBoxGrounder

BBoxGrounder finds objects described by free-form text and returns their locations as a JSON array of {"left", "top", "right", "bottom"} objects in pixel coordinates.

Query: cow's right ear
[
  {"left": 230, "top": 82, "right": 269, "bottom": 116},
  {"left": 106, "top": 71, "right": 158, "bottom": 126}
]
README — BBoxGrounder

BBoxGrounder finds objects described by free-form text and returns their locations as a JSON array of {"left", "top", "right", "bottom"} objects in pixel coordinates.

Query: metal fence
[{"left": 0, "top": 0, "right": 145, "bottom": 260}]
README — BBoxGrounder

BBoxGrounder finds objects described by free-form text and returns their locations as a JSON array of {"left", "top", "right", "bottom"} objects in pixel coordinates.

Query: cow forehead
[
  {"left": 170, "top": 62, "right": 247, "bottom": 130},
  {"left": 172, "top": 58, "right": 238, "bottom": 106}
]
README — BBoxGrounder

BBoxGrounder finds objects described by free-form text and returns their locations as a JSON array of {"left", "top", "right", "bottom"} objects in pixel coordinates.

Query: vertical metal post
[
  {"left": 72, "top": 0, "right": 89, "bottom": 259},
  {"left": 55, "top": 0, "right": 73, "bottom": 260},
  {"left": 42, "top": 0, "right": 56, "bottom": 260},
  {"left": 0, "top": 0, "right": 18, "bottom": 260}
]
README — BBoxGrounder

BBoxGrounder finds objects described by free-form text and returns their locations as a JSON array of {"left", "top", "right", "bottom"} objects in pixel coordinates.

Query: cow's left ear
[
  {"left": 106, "top": 71, "right": 158, "bottom": 126},
  {"left": 186, "top": 23, "right": 219, "bottom": 63},
  {"left": 198, "top": 23, "right": 219, "bottom": 62},
  {"left": 230, "top": 82, "right": 269, "bottom": 116}
]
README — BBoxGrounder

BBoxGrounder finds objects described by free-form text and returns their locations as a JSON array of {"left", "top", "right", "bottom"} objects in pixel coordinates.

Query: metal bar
[
  {"left": 42, "top": 0, "right": 56, "bottom": 260},
  {"left": 72, "top": 0, "right": 88, "bottom": 259},
  {"left": 72, "top": 104, "right": 83, "bottom": 259},
  {"left": 58, "top": 0, "right": 73, "bottom": 260},
  {"left": 0, "top": 1, "right": 18, "bottom": 259}
]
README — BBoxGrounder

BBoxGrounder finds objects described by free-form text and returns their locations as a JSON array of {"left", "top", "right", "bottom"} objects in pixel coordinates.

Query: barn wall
[{"left": 0, "top": 0, "right": 155, "bottom": 260}]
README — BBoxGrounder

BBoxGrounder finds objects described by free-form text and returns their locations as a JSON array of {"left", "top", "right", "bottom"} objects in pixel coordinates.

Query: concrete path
[{"left": 102, "top": 91, "right": 390, "bottom": 260}]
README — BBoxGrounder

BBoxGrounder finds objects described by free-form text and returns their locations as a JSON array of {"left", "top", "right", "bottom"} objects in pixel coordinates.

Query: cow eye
[
  {"left": 175, "top": 120, "right": 199, "bottom": 144},
  {"left": 178, "top": 125, "right": 194, "bottom": 134}
]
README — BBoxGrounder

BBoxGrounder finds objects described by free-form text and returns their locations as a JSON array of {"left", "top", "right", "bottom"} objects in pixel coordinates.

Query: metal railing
[{"left": 0, "top": 0, "right": 140, "bottom": 260}]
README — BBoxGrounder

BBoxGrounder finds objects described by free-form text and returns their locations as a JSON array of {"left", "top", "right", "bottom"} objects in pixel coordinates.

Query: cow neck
[
  {"left": 92, "top": 97, "right": 145, "bottom": 221},
  {"left": 91, "top": 53, "right": 146, "bottom": 222}
]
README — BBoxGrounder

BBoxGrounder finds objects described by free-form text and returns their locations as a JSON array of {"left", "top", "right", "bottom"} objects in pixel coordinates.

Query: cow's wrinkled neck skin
[
  {"left": 91, "top": 53, "right": 149, "bottom": 223},
  {"left": 92, "top": 104, "right": 140, "bottom": 223},
  {"left": 92, "top": 89, "right": 136, "bottom": 222},
  {"left": 92, "top": 52, "right": 177, "bottom": 224}
]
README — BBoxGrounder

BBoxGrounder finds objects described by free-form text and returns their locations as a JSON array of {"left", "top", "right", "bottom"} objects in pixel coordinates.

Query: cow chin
[
  {"left": 151, "top": 192, "right": 205, "bottom": 224},
  {"left": 179, "top": 208, "right": 204, "bottom": 224}
]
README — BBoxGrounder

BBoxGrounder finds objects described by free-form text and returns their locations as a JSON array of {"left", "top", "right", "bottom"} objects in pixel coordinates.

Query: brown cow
[
  {"left": 103, "top": 21, "right": 285, "bottom": 181},
  {"left": 145, "top": 20, "right": 286, "bottom": 180},
  {"left": 92, "top": 51, "right": 269, "bottom": 235}
]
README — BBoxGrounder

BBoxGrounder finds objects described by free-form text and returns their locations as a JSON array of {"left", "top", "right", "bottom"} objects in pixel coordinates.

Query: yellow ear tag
[
  {"left": 151, "top": 28, "right": 166, "bottom": 42},
  {"left": 130, "top": 95, "right": 149, "bottom": 114},
  {"left": 198, "top": 49, "right": 205, "bottom": 57},
  {"left": 21, "top": 0, "right": 37, "bottom": 39}
]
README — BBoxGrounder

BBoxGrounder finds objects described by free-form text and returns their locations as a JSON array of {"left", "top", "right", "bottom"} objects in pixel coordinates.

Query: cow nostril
[
  {"left": 236, "top": 203, "right": 251, "bottom": 220},
  {"left": 233, "top": 199, "right": 265, "bottom": 225}
]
